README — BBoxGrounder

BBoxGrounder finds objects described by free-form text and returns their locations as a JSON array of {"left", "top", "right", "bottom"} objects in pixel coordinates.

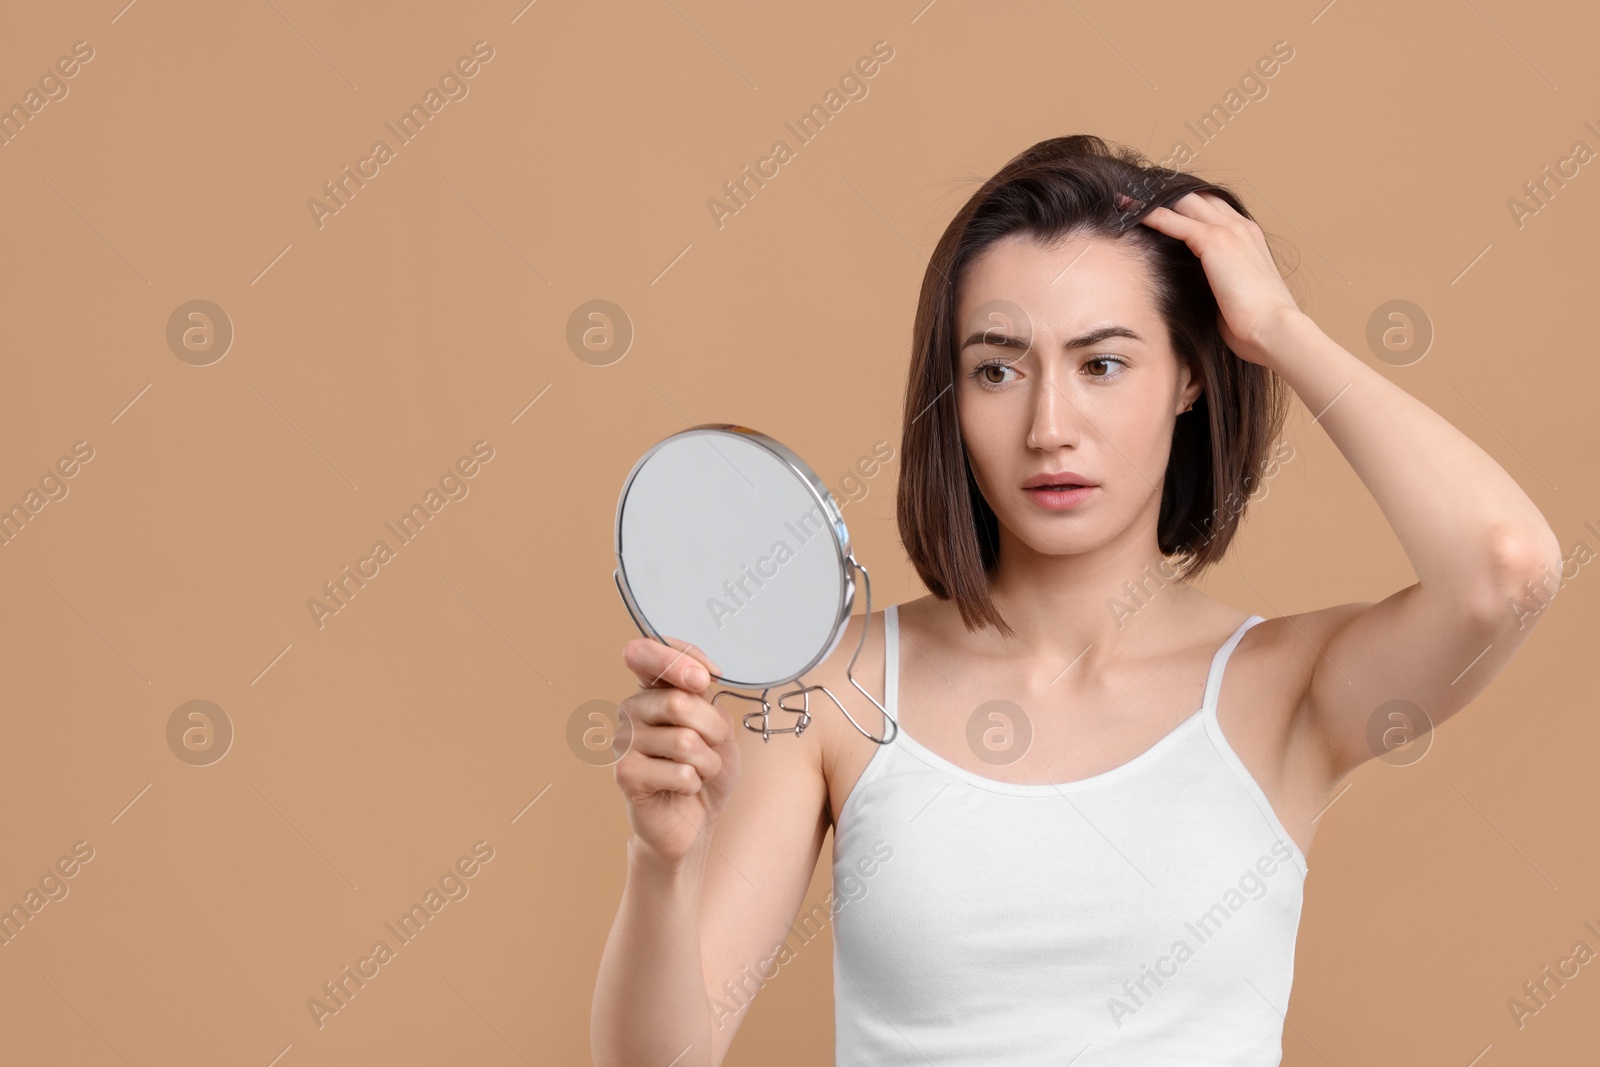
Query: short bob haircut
[{"left": 896, "top": 134, "right": 1291, "bottom": 635}]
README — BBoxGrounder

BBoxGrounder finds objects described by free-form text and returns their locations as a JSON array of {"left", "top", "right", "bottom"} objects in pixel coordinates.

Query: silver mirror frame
[{"left": 612, "top": 423, "right": 898, "bottom": 746}]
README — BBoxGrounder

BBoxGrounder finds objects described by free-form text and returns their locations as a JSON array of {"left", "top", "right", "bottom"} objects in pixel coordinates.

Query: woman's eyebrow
[{"left": 958, "top": 323, "right": 1143, "bottom": 352}]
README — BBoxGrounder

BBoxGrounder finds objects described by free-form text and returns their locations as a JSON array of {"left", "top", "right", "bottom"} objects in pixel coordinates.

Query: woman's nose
[{"left": 1026, "top": 372, "right": 1080, "bottom": 450}]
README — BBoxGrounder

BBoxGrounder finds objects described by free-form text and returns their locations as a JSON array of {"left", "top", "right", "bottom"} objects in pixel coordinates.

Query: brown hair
[{"left": 896, "top": 134, "right": 1291, "bottom": 635}]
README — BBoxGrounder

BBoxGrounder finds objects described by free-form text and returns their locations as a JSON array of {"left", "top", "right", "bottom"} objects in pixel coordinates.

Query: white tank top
[{"left": 831, "top": 604, "right": 1309, "bottom": 1066}]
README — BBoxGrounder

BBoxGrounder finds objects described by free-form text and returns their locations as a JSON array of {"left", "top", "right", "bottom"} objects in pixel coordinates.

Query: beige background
[{"left": 1, "top": 0, "right": 1597, "bottom": 1063}]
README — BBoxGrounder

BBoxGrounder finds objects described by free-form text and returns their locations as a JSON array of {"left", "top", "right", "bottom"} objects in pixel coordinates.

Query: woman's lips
[{"left": 1024, "top": 484, "right": 1096, "bottom": 510}]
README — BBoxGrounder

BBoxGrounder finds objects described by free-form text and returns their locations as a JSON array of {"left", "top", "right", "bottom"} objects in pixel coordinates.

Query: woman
[{"left": 590, "top": 135, "right": 1562, "bottom": 1065}]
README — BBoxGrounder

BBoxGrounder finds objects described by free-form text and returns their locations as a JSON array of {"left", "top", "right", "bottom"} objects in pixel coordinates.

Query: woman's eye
[
  {"left": 974, "top": 361, "right": 1018, "bottom": 386},
  {"left": 1085, "top": 356, "right": 1127, "bottom": 378}
]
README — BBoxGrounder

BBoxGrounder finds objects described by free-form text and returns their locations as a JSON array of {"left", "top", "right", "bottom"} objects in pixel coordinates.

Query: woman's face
[{"left": 954, "top": 231, "right": 1200, "bottom": 561}]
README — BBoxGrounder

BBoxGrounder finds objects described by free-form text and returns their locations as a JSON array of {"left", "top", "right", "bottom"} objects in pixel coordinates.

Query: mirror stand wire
[
  {"left": 718, "top": 688, "right": 807, "bottom": 742},
  {"left": 751, "top": 557, "right": 899, "bottom": 746}
]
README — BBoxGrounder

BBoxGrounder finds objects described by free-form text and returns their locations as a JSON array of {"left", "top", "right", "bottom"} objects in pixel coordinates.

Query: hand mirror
[{"left": 613, "top": 424, "right": 898, "bottom": 745}]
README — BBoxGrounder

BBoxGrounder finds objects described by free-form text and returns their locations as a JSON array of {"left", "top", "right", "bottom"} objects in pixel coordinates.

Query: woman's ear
[{"left": 1175, "top": 361, "right": 1203, "bottom": 416}]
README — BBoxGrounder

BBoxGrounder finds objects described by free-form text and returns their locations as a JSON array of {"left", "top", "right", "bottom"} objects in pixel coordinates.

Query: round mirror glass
[{"left": 614, "top": 426, "right": 853, "bottom": 690}]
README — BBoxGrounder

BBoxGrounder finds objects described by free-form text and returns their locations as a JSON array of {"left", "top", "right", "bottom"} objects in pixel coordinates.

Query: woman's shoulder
[
  {"left": 797, "top": 599, "right": 917, "bottom": 758},
  {"left": 800, "top": 604, "right": 901, "bottom": 828},
  {"left": 805, "top": 605, "right": 891, "bottom": 708},
  {"left": 1226, "top": 598, "right": 1372, "bottom": 682}
]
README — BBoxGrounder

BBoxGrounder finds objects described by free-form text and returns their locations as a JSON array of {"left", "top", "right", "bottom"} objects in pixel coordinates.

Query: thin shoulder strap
[
  {"left": 884, "top": 604, "right": 900, "bottom": 716},
  {"left": 1202, "top": 614, "right": 1266, "bottom": 715}
]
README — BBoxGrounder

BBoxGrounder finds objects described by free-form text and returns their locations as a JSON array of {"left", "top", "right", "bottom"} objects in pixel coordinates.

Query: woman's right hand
[{"left": 615, "top": 637, "right": 741, "bottom": 867}]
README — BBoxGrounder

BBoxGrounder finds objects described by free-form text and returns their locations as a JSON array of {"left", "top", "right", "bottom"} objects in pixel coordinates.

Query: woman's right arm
[{"left": 590, "top": 636, "right": 832, "bottom": 1067}]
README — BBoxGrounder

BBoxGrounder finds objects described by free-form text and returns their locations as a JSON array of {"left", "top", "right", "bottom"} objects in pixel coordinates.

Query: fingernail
[{"left": 688, "top": 667, "right": 708, "bottom": 688}]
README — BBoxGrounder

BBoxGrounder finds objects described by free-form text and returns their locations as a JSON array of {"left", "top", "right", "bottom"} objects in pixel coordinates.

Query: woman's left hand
[{"left": 1130, "top": 190, "right": 1302, "bottom": 366}]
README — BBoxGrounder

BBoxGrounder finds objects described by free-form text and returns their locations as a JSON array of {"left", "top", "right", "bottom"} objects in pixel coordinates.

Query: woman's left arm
[{"left": 1143, "top": 190, "right": 1565, "bottom": 781}]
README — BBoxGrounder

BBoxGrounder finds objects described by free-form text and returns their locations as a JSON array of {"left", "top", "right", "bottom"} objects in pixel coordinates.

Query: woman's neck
[{"left": 958, "top": 526, "right": 1202, "bottom": 667}]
